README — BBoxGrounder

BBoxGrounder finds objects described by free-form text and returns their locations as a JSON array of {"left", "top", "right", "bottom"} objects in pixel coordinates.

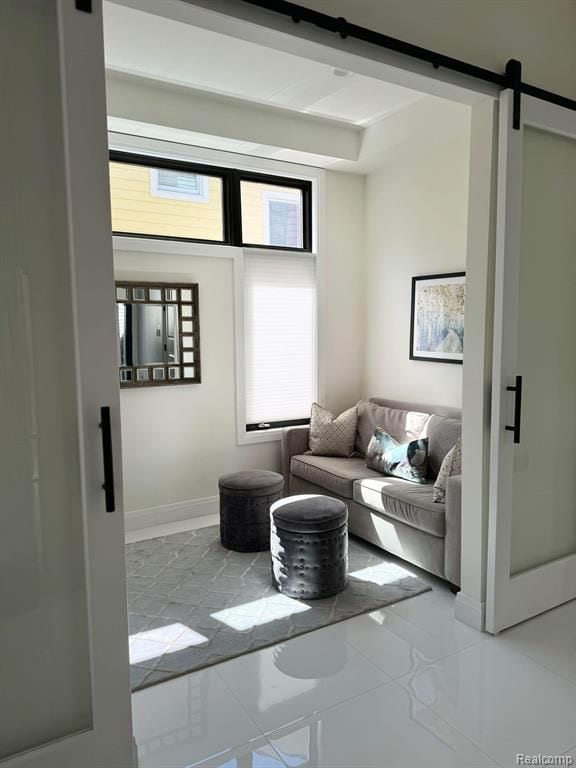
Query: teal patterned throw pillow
[{"left": 365, "top": 428, "right": 429, "bottom": 484}]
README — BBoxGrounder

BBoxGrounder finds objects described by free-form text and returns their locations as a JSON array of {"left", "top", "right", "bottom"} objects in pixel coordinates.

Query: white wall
[
  {"left": 115, "top": 251, "right": 281, "bottom": 522},
  {"left": 195, "top": 0, "right": 576, "bottom": 99},
  {"left": 342, "top": 0, "right": 576, "bottom": 97},
  {"left": 321, "top": 171, "right": 366, "bottom": 413},
  {"left": 363, "top": 96, "right": 471, "bottom": 408},
  {"left": 116, "top": 169, "right": 365, "bottom": 525}
]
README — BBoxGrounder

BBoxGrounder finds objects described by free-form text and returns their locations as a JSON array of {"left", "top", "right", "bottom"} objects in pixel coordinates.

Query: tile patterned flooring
[{"left": 129, "top": 517, "right": 576, "bottom": 768}]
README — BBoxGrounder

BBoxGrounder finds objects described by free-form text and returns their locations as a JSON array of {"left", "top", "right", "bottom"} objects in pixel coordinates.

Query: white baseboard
[
  {"left": 124, "top": 495, "right": 219, "bottom": 532},
  {"left": 455, "top": 591, "right": 486, "bottom": 631}
]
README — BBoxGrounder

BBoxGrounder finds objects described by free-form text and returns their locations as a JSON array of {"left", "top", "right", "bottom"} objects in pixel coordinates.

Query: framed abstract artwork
[{"left": 410, "top": 272, "right": 465, "bottom": 364}]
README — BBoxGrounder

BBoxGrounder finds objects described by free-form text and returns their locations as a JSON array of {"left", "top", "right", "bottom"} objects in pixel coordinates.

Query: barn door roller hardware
[
  {"left": 239, "top": 0, "right": 576, "bottom": 130},
  {"left": 506, "top": 59, "right": 522, "bottom": 129},
  {"left": 76, "top": 0, "right": 92, "bottom": 12}
]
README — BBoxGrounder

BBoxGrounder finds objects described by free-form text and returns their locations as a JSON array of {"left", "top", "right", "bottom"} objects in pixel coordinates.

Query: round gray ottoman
[
  {"left": 219, "top": 470, "right": 284, "bottom": 552},
  {"left": 270, "top": 494, "right": 348, "bottom": 599}
]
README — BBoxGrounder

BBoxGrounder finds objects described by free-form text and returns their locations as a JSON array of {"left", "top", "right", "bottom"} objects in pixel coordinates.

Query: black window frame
[
  {"left": 109, "top": 150, "right": 313, "bottom": 253},
  {"left": 246, "top": 418, "right": 310, "bottom": 432}
]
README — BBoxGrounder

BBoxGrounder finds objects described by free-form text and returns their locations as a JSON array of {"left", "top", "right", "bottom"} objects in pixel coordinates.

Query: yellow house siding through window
[
  {"left": 109, "top": 162, "right": 224, "bottom": 240},
  {"left": 109, "top": 162, "right": 305, "bottom": 247}
]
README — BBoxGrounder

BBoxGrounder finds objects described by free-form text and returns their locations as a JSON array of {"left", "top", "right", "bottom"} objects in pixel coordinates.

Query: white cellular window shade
[{"left": 244, "top": 252, "right": 316, "bottom": 426}]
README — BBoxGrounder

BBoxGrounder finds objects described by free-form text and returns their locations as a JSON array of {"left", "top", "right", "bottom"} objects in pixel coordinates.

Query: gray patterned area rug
[{"left": 126, "top": 525, "right": 431, "bottom": 692}]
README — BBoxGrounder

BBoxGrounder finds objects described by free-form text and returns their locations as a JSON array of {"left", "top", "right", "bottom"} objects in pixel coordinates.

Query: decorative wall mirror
[{"left": 115, "top": 281, "right": 201, "bottom": 388}]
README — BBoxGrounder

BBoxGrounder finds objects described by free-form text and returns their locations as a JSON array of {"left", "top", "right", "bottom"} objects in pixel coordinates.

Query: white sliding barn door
[
  {"left": 0, "top": 1, "right": 133, "bottom": 766},
  {"left": 486, "top": 90, "right": 576, "bottom": 633}
]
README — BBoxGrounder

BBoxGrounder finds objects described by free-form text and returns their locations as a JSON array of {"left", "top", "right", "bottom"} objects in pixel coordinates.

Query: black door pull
[
  {"left": 99, "top": 406, "right": 116, "bottom": 512},
  {"left": 505, "top": 375, "right": 523, "bottom": 445}
]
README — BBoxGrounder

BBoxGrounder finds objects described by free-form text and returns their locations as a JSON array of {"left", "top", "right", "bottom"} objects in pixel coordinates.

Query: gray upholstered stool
[
  {"left": 219, "top": 470, "right": 284, "bottom": 552},
  {"left": 270, "top": 494, "right": 348, "bottom": 599}
]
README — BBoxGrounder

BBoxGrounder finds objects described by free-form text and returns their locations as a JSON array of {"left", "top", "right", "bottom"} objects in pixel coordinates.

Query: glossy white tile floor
[{"left": 131, "top": 518, "right": 576, "bottom": 768}]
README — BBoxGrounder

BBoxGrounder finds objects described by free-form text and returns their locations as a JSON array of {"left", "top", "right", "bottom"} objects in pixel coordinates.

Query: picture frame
[
  {"left": 115, "top": 281, "right": 201, "bottom": 388},
  {"left": 410, "top": 272, "right": 465, "bottom": 365}
]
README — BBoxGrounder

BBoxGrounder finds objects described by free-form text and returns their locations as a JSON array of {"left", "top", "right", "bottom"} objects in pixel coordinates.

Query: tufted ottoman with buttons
[
  {"left": 270, "top": 494, "right": 348, "bottom": 599},
  {"left": 219, "top": 470, "right": 284, "bottom": 552}
]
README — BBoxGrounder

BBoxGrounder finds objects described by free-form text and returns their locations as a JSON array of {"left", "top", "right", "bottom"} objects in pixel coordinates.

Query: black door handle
[
  {"left": 99, "top": 406, "right": 116, "bottom": 512},
  {"left": 505, "top": 375, "right": 523, "bottom": 445}
]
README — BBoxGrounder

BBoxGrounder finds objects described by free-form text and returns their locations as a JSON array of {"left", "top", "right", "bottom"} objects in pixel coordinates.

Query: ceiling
[{"left": 103, "top": 2, "right": 422, "bottom": 128}]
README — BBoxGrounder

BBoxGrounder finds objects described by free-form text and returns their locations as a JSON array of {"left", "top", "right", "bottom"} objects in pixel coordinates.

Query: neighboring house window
[
  {"left": 264, "top": 191, "right": 302, "bottom": 248},
  {"left": 240, "top": 179, "right": 306, "bottom": 249},
  {"left": 150, "top": 168, "right": 210, "bottom": 202},
  {"left": 242, "top": 251, "right": 316, "bottom": 432}
]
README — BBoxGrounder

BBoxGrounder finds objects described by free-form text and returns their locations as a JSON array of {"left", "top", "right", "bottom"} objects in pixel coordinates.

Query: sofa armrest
[
  {"left": 281, "top": 426, "right": 310, "bottom": 489},
  {"left": 445, "top": 474, "right": 462, "bottom": 587}
]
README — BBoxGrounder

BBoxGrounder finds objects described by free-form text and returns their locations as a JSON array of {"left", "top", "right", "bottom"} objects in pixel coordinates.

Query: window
[
  {"left": 150, "top": 169, "right": 209, "bottom": 202},
  {"left": 109, "top": 157, "right": 224, "bottom": 242},
  {"left": 109, "top": 151, "right": 312, "bottom": 250},
  {"left": 243, "top": 252, "right": 316, "bottom": 430},
  {"left": 266, "top": 198, "right": 301, "bottom": 248},
  {"left": 241, "top": 181, "right": 305, "bottom": 249}
]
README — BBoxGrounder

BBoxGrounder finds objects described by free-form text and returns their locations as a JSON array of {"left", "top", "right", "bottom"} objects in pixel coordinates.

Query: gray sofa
[{"left": 281, "top": 398, "right": 462, "bottom": 587}]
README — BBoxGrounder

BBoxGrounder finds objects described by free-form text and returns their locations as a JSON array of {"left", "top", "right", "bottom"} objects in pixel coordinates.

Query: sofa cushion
[
  {"left": 290, "top": 455, "right": 382, "bottom": 499},
  {"left": 433, "top": 437, "right": 462, "bottom": 503},
  {"left": 365, "top": 429, "right": 429, "bottom": 484},
  {"left": 353, "top": 476, "right": 446, "bottom": 537},
  {"left": 420, "top": 415, "right": 462, "bottom": 479},
  {"left": 309, "top": 402, "right": 358, "bottom": 457},
  {"left": 355, "top": 400, "right": 430, "bottom": 456}
]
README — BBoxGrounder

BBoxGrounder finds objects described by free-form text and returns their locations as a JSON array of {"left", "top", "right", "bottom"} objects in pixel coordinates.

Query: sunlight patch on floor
[
  {"left": 129, "top": 623, "right": 208, "bottom": 664},
  {"left": 212, "top": 594, "right": 311, "bottom": 631},
  {"left": 349, "top": 561, "right": 415, "bottom": 586}
]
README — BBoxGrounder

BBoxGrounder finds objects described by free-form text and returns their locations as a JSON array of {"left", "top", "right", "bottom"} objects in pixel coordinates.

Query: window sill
[
  {"left": 237, "top": 428, "right": 284, "bottom": 446},
  {"left": 113, "top": 235, "right": 241, "bottom": 259}
]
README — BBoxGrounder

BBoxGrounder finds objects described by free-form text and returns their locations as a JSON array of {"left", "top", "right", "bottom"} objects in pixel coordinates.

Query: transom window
[{"left": 109, "top": 151, "right": 312, "bottom": 251}]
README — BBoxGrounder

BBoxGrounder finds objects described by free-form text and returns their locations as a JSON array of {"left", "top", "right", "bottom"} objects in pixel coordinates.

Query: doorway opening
[{"left": 102, "top": 0, "right": 495, "bottom": 704}]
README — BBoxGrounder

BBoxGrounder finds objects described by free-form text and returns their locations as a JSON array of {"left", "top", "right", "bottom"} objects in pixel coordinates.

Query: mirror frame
[{"left": 115, "top": 281, "right": 201, "bottom": 388}]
